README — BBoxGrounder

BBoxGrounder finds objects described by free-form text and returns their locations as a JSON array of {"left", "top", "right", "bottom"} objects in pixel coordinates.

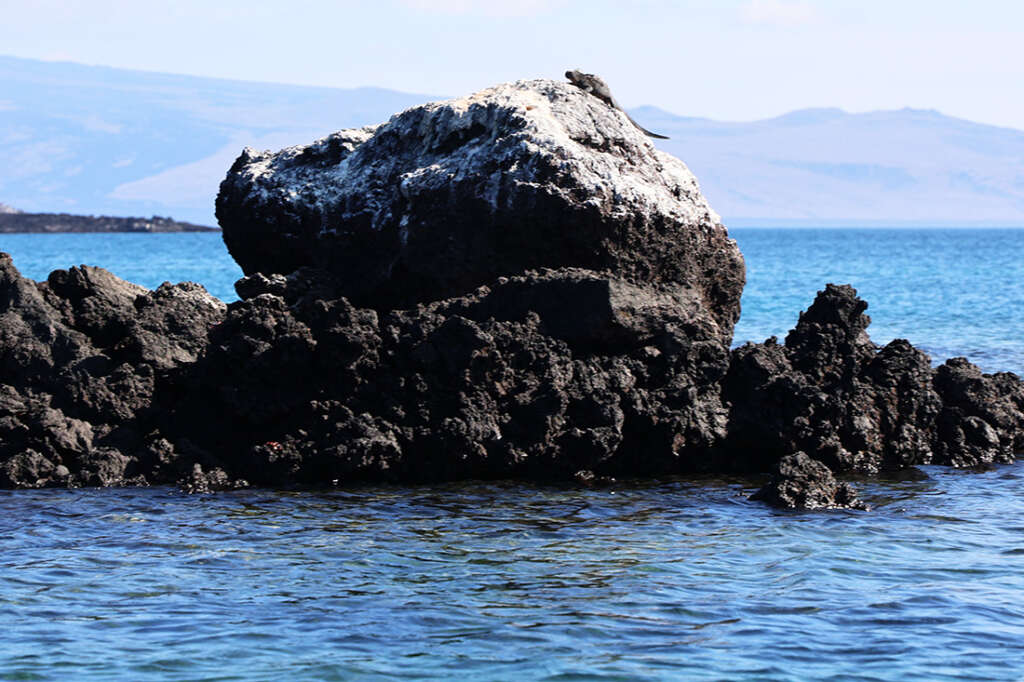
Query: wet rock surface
[
  {"left": 3, "top": 78, "right": 1024, "bottom": 508},
  {"left": 750, "top": 452, "right": 867, "bottom": 511}
]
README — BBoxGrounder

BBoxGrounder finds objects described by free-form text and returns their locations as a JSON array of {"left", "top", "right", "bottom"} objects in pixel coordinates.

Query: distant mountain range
[
  {"left": 639, "top": 106, "right": 1024, "bottom": 226},
  {"left": 0, "top": 55, "right": 433, "bottom": 226},
  {"left": 2, "top": 55, "right": 1023, "bottom": 227}
]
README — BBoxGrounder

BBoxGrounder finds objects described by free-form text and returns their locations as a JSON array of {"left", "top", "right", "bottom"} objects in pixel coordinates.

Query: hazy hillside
[
  {"left": 2, "top": 55, "right": 1024, "bottom": 226},
  {"left": 0, "top": 56, "right": 434, "bottom": 225},
  {"left": 637, "top": 106, "right": 1024, "bottom": 226}
]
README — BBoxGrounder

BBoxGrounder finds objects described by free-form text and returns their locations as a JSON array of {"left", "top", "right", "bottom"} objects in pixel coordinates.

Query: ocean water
[
  {"left": 733, "top": 228, "right": 1024, "bottom": 375},
  {"left": 4, "top": 228, "right": 1023, "bottom": 372},
  {"left": 0, "top": 232, "right": 244, "bottom": 304},
  {"left": 2, "top": 228, "right": 1024, "bottom": 680}
]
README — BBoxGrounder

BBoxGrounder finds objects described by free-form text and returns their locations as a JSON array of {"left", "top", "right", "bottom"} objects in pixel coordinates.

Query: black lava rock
[
  {"left": 724, "top": 284, "right": 1023, "bottom": 497},
  {"left": 0, "top": 253, "right": 225, "bottom": 488},
  {"left": 750, "top": 452, "right": 868, "bottom": 510},
  {"left": 164, "top": 268, "right": 731, "bottom": 486}
]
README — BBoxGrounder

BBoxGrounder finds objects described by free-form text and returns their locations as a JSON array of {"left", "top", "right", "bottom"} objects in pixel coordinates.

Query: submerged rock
[
  {"left": 177, "top": 463, "right": 248, "bottom": 494},
  {"left": 750, "top": 452, "right": 867, "bottom": 510}
]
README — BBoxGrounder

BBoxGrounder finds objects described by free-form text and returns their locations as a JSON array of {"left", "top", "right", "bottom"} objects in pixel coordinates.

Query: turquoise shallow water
[
  {"left": 2, "top": 228, "right": 1024, "bottom": 680},
  {"left": 0, "top": 232, "right": 244, "bottom": 303}
]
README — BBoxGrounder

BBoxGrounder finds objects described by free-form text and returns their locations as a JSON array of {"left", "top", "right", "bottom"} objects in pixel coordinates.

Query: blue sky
[{"left": 2, "top": 0, "right": 1023, "bottom": 129}]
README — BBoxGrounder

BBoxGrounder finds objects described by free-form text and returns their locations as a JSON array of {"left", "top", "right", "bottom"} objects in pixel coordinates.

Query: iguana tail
[{"left": 626, "top": 114, "right": 669, "bottom": 140}]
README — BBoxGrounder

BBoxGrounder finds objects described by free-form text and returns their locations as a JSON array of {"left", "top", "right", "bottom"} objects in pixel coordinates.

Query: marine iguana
[{"left": 565, "top": 69, "right": 670, "bottom": 140}]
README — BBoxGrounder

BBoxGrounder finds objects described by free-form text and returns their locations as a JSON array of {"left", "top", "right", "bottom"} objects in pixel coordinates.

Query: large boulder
[{"left": 216, "top": 78, "right": 744, "bottom": 339}]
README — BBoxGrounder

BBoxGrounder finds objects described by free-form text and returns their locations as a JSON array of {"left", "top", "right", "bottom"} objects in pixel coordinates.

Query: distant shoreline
[
  {"left": 0, "top": 211, "right": 218, "bottom": 233},
  {"left": 726, "top": 219, "right": 1024, "bottom": 229}
]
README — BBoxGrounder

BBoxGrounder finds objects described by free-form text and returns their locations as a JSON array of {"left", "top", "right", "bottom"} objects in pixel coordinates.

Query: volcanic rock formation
[
  {"left": 198, "top": 77, "right": 748, "bottom": 486},
  {"left": 2, "top": 78, "right": 1024, "bottom": 509},
  {"left": 726, "top": 284, "right": 1024, "bottom": 476},
  {"left": 165, "top": 266, "right": 732, "bottom": 486}
]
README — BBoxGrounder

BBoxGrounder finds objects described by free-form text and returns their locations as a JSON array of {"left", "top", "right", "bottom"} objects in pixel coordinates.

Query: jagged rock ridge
[{"left": 0, "top": 253, "right": 229, "bottom": 488}]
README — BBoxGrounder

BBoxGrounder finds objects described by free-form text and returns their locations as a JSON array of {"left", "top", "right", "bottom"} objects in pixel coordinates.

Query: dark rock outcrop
[
  {"left": 724, "top": 284, "right": 944, "bottom": 474},
  {"left": 189, "top": 78, "right": 747, "bottom": 489},
  {"left": 163, "top": 267, "right": 731, "bottom": 486},
  {"left": 216, "top": 79, "right": 744, "bottom": 338},
  {"left": 750, "top": 452, "right": 867, "bottom": 510},
  {"left": 726, "top": 284, "right": 1024, "bottom": 507},
  {"left": 932, "top": 358, "right": 1024, "bottom": 466},
  {"left": 0, "top": 253, "right": 226, "bottom": 487}
]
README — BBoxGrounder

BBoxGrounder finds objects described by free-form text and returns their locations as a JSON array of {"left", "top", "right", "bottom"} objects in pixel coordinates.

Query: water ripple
[{"left": 0, "top": 466, "right": 1022, "bottom": 679}]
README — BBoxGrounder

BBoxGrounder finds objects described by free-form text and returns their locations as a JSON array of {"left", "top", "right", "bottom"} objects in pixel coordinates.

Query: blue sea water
[
  {"left": 2, "top": 228, "right": 1024, "bottom": 680},
  {"left": 0, "top": 232, "right": 244, "bottom": 304},
  {"left": 733, "top": 228, "right": 1024, "bottom": 375},
  {"left": 4, "top": 228, "right": 1023, "bottom": 372}
]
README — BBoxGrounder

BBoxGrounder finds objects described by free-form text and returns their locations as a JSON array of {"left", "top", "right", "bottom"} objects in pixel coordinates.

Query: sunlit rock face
[
  {"left": 216, "top": 78, "right": 745, "bottom": 341},
  {"left": 198, "top": 78, "right": 749, "bottom": 484}
]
